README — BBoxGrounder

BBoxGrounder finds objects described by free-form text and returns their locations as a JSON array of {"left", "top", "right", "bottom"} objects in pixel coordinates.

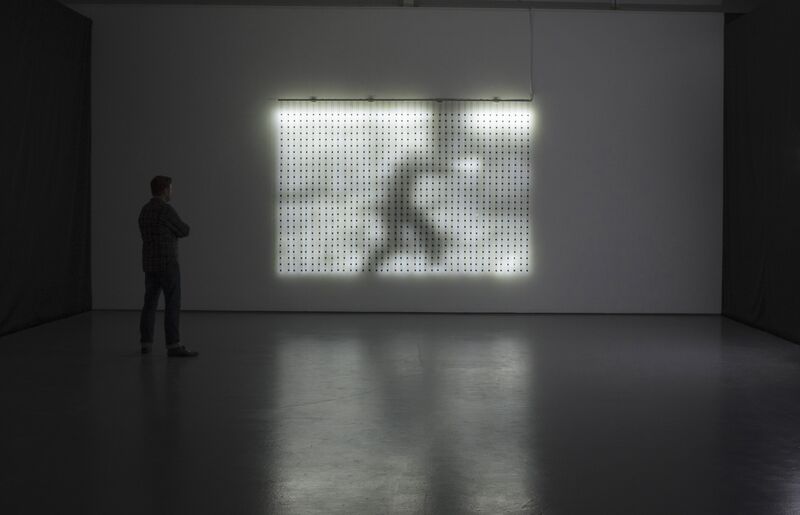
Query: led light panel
[{"left": 278, "top": 100, "right": 532, "bottom": 274}]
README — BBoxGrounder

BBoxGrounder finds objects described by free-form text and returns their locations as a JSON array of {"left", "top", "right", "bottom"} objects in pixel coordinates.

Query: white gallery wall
[{"left": 75, "top": 5, "right": 723, "bottom": 312}]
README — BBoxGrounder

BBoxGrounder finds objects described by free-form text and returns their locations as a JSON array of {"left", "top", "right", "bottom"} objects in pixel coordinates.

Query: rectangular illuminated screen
[{"left": 278, "top": 100, "right": 531, "bottom": 274}]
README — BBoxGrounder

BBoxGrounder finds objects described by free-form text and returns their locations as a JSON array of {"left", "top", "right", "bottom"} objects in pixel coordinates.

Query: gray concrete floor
[{"left": 1, "top": 312, "right": 799, "bottom": 514}]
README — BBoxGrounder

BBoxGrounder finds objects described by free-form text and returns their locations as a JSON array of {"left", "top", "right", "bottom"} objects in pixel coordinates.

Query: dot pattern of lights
[{"left": 278, "top": 100, "right": 532, "bottom": 274}]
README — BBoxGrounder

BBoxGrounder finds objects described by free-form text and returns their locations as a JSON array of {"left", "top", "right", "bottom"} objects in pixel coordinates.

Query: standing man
[{"left": 138, "top": 175, "right": 198, "bottom": 357}]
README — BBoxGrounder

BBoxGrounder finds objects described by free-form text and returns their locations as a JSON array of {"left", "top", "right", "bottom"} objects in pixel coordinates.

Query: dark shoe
[
  {"left": 141, "top": 344, "right": 152, "bottom": 355},
  {"left": 167, "top": 345, "right": 199, "bottom": 357}
]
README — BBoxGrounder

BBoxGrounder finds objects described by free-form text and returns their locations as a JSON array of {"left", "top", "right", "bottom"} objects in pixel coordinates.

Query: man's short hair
[{"left": 150, "top": 175, "right": 172, "bottom": 197}]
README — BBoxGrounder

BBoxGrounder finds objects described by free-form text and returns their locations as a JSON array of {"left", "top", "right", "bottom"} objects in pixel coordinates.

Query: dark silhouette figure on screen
[
  {"left": 367, "top": 159, "right": 452, "bottom": 271},
  {"left": 138, "top": 175, "right": 198, "bottom": 357}
]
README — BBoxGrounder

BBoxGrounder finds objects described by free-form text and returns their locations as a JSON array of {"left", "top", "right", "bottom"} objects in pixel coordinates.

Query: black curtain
[
  {"left": 0, "top": 1, "right": 91, "bottom": 337},
  {"left": 723, "top": 0, "right": 800, "bottom": 344}
]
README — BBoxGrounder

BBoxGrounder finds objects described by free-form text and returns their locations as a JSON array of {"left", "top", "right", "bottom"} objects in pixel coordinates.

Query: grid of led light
[{"left": 278, "top": 100, "right": 531, "bottom": 274}]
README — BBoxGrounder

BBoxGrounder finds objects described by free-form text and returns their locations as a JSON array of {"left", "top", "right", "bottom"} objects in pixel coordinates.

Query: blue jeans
[{"left": 139, "top": 261, "right": 181, "bottom": 346}]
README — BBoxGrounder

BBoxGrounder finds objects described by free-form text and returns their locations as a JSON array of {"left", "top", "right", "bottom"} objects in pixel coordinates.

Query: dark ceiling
[{"left": 63, "top": 0, "right": 764, "bottom": 14}]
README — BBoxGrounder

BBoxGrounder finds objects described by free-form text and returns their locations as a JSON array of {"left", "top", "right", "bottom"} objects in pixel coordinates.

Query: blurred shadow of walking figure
[
  {"left": 368, "top": 159, "right": 451, "bottom": 272},
  {"left": 138, "top": 175, "right": 198, "bottom": 357}
]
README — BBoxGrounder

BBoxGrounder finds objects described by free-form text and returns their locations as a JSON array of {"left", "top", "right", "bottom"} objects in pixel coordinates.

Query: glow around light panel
[{"left": 278, "top": 100, "right": 532, "bottom": 275}]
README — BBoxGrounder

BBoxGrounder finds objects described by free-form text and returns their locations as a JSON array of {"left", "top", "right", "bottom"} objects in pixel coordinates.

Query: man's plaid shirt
[{"left": 138, "top": 198, "right": 190, "bottom": 272}]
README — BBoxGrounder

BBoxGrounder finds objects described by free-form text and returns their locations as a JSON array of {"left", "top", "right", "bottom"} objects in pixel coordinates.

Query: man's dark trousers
[{"left": 139, "top": 261, "right": 181, "bottom": 345}]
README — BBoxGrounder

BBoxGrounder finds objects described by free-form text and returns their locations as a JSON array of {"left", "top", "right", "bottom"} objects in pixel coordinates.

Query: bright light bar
[{"left": 278, "top": 100, "right": 532, "bottom": 275}]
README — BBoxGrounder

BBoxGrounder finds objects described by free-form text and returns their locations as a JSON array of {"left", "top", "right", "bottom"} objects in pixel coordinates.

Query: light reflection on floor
[
  {"left": 272, "top": 330, "right": 532, "bottom": 513},
  {"left": 1, "top": 312, "right": 799, "bottom": 514}
]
